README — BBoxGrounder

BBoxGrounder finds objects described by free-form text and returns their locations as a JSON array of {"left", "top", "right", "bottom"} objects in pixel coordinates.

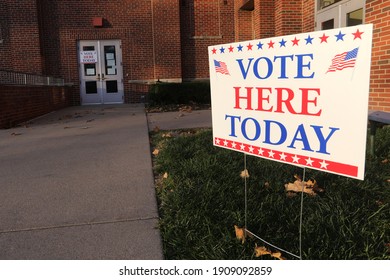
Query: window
[
  {"left": 347, "top": 8, "right": 363, "bottom": 27},
  {"left": 83, "top": 46, "right": 96, "bottom": 77},
  {"left": 318, "top": 0, "right": 343, "bottom": 10},
  {"left": 316, "top": 0, "right": 365, "bottom": 30},
  {"left": 322, "top": 19, "right": 334, "bottom": 30}
]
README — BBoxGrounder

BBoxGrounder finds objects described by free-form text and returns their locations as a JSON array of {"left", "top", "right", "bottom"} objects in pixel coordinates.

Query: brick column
[
  {"left": 365, "top": 0, "right": 390, "bottom": 112},
  {"left": 253, "top": 0, "right": 275, "bottom": 39},
  {"left": 152, "top": 0, "right": 182, "bottom": 81},
  {"left": 233, "top": 0, "right": 253, "bottom": 41},
  {"left": 302, "top": 0, "right": 315, "bottom": 32},
  {"left": 274, "top": 0, "right": 302, "bottom": 36}
]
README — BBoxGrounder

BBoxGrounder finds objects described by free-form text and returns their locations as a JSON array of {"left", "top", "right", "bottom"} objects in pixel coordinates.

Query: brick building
[{"left": 0, "top": 0, "right": 389, "bottom": 112}]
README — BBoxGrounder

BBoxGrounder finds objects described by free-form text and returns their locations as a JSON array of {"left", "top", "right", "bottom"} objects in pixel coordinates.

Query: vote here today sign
[{"left": 208, "top": 24, "right": 373, "bottom": 180}]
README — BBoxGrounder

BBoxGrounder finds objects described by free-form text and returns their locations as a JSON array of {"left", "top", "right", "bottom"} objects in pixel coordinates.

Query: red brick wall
[
  {"left": 152, "top": 0, "right": 182, "bottom": 81},
  {"left": 0, "top": 0, "right": 42, "bottom": 74},
  {"left": 253, "top": 0, "right": 275, "bottom": 39},
  {"left": 38, "top": 0, "right": 182, "bottom": 104},
  {"left": 180, "top": 0, "right": 235, "bottom": 80},
  {"left": 235, "top": 9, "right": 253, "bottom": 42},
  {"left": 0, "top": 85, "right": 72, "bottom": 129},
  {"left": 235, "top": 0, "right": 302, "bottom": 41},
  {"left": 302, "top": 0, "right": 315, "bottom": 32},
  {"left": 0, "top": 1, "right": 12, "bottom": 70},
  {"left": 274, "top": 0, "right": 303, "bottom": 36},
  {"left": 3, "top": 0, "right": 389, "bottom": 111},
  {"left": 127, "top": 83, "right": 151, "bottom": 104},
  {"left": 365, "top": 0, "right": 390, "bottom": 112}
]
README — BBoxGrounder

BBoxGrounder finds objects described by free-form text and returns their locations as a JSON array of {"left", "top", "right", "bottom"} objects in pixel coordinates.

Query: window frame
[{"left": 315, "top": 0, "right": 365, "bottom": 31}]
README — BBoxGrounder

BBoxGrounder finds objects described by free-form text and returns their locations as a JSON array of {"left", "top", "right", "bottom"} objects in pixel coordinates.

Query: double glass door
[
  {"left": 79, "top": 40, "right": 124, "bottom": 105},
  {"left": 316, "top": 0, "right": 364, "bottom": 30}
]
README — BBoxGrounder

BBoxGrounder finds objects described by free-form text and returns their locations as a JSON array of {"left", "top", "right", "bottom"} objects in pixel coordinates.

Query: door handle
[
  {"left": 101, "top": 73, "right": 106, "bottom": 80},
  {"left": 97, "top": 74, "right": 101, "bottom": 81}
]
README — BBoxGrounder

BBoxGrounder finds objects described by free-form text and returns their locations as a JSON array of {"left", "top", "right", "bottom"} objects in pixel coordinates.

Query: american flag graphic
[
  {"left": 326, "top": 47, "right": 359, "bottom": 73},
  {"left": 214, "top": 60, "right": 230, "bottom": 75}
]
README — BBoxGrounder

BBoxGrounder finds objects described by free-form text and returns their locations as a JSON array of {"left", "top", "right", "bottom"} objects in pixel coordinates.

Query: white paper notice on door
[
  {"left": 106, "top": 53, "right": 114, "bottom": 60},
  {"left": 86, "top": 68, "right": 95, "bottom": 75},
  {"left": 80, "top": 51, "right": 98, "bottom": 63},
  {"left": 107, "top": 59, "right": 116, "bottom": 66},
  {"left": 107, "top": 67, "right": 116, "bottom": 75}
]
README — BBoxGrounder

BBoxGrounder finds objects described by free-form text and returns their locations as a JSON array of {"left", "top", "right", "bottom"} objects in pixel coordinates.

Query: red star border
[{"left": 214, "top": 137, "right": 358, "bottom": 178}]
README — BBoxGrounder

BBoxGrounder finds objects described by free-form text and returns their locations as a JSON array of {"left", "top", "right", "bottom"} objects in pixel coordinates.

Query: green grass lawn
[{"left": 150, "top": 127, "right": 390, "bottom": 260}]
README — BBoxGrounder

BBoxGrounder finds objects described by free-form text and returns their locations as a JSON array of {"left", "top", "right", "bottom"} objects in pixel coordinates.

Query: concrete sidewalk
[
  {"left": 0, "top": 105, "right": 163, "bottom": 259},
  {"left": 147, "top": 109, "right": 212, "bottom": 131}
]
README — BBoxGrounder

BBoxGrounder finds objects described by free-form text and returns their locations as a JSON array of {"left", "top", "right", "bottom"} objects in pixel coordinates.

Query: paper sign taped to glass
[
  {"left": 208, "top": 24, "right": 373, "bottom": 180},
  {"left": 80, "top": 51, "right": 98, "bottom": 64}
]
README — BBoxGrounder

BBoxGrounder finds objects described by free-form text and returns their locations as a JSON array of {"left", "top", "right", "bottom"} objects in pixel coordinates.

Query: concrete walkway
[
  {"left": 147, "top": 109, "right": 212, "bottom": 131},
  {"left": 0, "top": 105, "right": 163, "bottom": 259}
]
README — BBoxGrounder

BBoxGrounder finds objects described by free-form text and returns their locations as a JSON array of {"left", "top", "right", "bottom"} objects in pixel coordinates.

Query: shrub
[{"left": 148, "top": 81, "right": 211, "bottom": 106}]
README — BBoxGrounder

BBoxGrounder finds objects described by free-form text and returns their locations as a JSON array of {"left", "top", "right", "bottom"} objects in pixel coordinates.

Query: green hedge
[{"left": 148, "top": 81, "right": 211, "bottom": 105}]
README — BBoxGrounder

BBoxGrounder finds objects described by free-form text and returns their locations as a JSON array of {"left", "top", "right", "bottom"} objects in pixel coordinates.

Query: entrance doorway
[
  {"left": 78, "top": 40, "right": 124, "bottom": 105},
  {"left": 316, "top": 0, "right": 364, "bottom": 30}
]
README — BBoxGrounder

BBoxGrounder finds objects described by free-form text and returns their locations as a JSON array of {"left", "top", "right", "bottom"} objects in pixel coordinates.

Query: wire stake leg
[{"left": 299, "top": 167, "right": 306, "bottom": 260}]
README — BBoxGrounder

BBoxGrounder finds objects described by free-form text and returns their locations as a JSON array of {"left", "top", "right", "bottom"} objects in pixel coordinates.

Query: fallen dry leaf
[
  {"left": 285, "top": 180, "right": 316, "bottom": 196},
  {"left": 163, "top": 172, "right": 168, "bottom": 179},
  {"left": 254, "top": 244, "right": 285, "bottom": 260},
  {"left": 152, "top": 149, "right": 159, "bottom": 156},
  {"left": 234, "top": 225, "right": 245, "bottom": 244},
  {"left": 162, "top": 133, "right": 172, "bottom": 138},
  {"left": 240, "top": 169, "right": 250, "bottom": 179},
  {"left": 11, "top": 132, "right": 22, "bottom": 136},
  {"left": 285, "top": 175, "right": 323, "bottom": 196},
  {"left": 294, "top": 174, "right": 301, "bottom": 181},
  {"left": 376, "top": 200, "right": 384, "bottom": 206},
  {"left": 306, "top": 179, "right": 316, "bottom": 187},
  {"left": 153, "top": 126, "right": 160, "bottom": 133},
  {"left": 179, "top": 105, "right": 193, "bottom": 113},
  {"left": 271, "top": 251, "right": 286, "bottom": 260},
  {"left": 254, "top": 245, "right": 271, "bottom": 257},
  {"left": 313, "top": 185, "right": 325, "bottom": 194},
  {"left": 59, "top": 114, "right": 73, "bottom": 120}
]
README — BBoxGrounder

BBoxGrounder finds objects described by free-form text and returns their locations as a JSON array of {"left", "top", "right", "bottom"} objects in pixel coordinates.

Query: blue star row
[{"left": 211, "top": 29, "right": 364, "bottom": 54}]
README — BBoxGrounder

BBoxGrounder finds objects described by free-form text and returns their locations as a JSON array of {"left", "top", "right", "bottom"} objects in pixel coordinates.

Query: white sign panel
[
  {"left": 80, "top": 51, "right": 98, "bottom": 64},
  {"left": 208, "top": 25, "right": 373, "bottom": 180}
]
